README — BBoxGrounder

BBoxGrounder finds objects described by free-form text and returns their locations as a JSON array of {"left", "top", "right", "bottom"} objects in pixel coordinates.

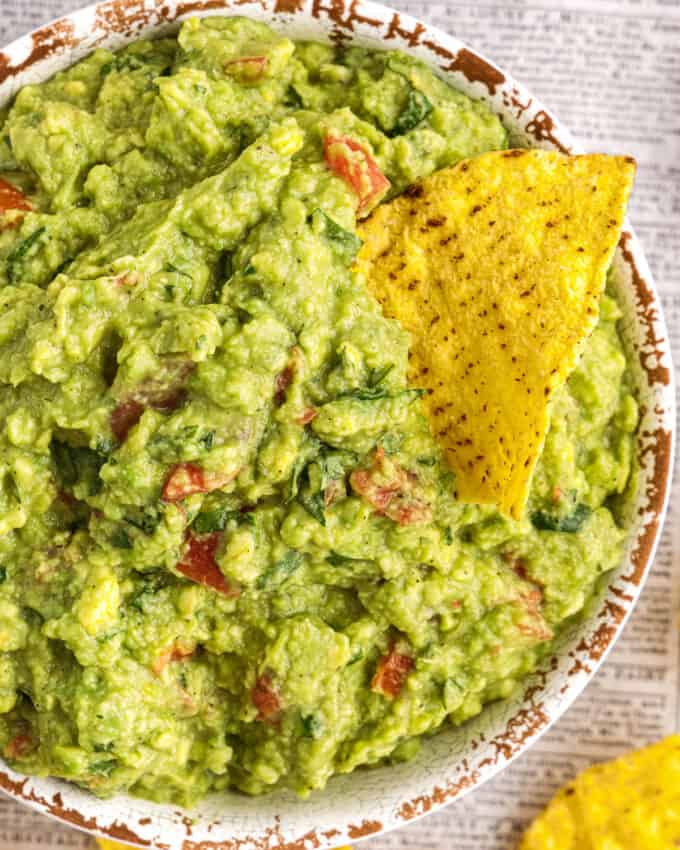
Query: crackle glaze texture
[{"left": 0, "top": 1, "right": 674, "bottom": 848}]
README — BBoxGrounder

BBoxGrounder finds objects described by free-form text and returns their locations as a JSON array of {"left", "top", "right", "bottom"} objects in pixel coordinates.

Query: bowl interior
[{"left": 0, "top": 1, "right": 674, "bottom": 848}]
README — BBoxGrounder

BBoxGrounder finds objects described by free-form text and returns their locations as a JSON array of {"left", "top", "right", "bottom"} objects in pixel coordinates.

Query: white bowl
[{"left": 0, "top": 1, "right": 674, "bottom": 847}]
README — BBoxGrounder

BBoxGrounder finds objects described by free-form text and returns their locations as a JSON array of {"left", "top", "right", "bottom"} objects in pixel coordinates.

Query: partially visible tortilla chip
[
  {"left": 357, "top": 149, "right": 636, "bottom": 518},
  {"left": 520, "top": 736, "right": 680, "bottom": 850}
]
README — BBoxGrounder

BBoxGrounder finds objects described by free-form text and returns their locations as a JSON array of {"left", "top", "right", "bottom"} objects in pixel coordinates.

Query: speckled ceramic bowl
[{"left": 0, "top": 1, "right": 674, "bottom": 847}]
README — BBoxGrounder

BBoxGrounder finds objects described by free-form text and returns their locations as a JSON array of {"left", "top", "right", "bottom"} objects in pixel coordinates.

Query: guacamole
[{"left": 0, "top": 18, "right": 637, "bottom": 803}]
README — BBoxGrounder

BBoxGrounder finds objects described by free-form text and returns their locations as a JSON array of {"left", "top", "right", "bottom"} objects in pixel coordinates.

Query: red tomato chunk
[
  {"left": 372, "top": 648, "right": 413, "bottom": 698},
  {"left": 274, "top": 365, "right": 294, "bottom": 406},
  {"left": 350, "top": 447, "right": 432, "bottom": 525},
  {"left": 176, "top": 532, "right": 239, "bottom": 597},
  {"left": 152, "top": 644, "right": 195, "bottom": 676},
  {"left": 0, "top": 177, "right": 31, "bottom": 213},
  {"left": 323, "top": 132, "right": 390, "bottom": 215},
  {"left": 162, "top": 463, "right": 235, "bottom": 502},
  {"left": 295, "top": 407, "right": 318, "bottom": 425},
  {"left": 251, "top": 673, "right": 281, "bottom": 721},
  {"left": 3, "top": 733, "right": 35, "bottom": 760},
  {"left": 110, "top": 399, "right": 145, "bottom": 443}
]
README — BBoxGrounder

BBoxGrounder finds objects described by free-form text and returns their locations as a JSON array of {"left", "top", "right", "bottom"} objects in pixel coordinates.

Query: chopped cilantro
[
  {"left": 124, "top": 506, "right": 161, "bottom": 535},
  {"left": 531, "top": 504, "right": 591, "bottom": 533},
  {"left": 165, "top": 262, "right": 192, "bottom": 279},
  {"left": 389, "top": 87, "right": 433, "bottom": 136},
  {"left": 301, "top": 714, "right": 324, "bottom": 739},
  {"left": 312, "top": 209, "right": 362, "bottom": 263},
  {"left": 193, "top": 506, "right": 237, "bottom": 534},
  {"left": 111, "top": 529, "right": 133, "bottom": 549},
  {"left": 327, "top": 551, "right": 368, "bottom": 566},
  {"left": 90, "top": 759, "right": 117, "bottom": 777}
]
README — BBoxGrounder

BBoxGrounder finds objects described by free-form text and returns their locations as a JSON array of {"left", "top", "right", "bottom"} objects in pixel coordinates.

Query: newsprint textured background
[{"left": 0, "top": 1, "right": 678, "bottom": 848}]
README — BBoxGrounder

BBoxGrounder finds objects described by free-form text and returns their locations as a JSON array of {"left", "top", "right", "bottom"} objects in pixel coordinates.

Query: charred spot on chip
[{"left": 404, "top": 184, "right": 424, "bottom": 199}]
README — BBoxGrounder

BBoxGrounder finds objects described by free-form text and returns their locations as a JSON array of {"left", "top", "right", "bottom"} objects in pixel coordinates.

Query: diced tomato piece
[
  {"left": 273, "top": 346, "right": 304, "bottom": 406},
  {"left": 274, "top": 365, "right": 294, "bottom": 406},
  {"left": 133, "top": 358, "right": 195, "bottom": 410},
  {"left": 3, "top": 732, "right": 35, "bottom": 760},
  {"left": 112, "top": 358, "right": 195, "bottom": 443},
  {"left": 524, "top": 588, "right": 543, "bottom": 615},
  {"left": 152, "top": 644, "right": 194, "bottom": 676},
  {"left": 323, "top": 132, "right": 391, "bottom": 215},
  {"left": 502, "top": 552, "right": 545, "bottom": 592},
  {"left": 251, "top": 673, "right": 281, "bottom": 722},
  {"left": 371, "top": 647, "right": 413, "bottom": 698},
  {"left": 517, "top": 588, "right": 552, "bottom": 641},
  {"left": 176, "top": 531, "right": 239, "bottom": 597},
  {"left": 552, "top": 485, "right": 563, "bottom": 504},
  {"left": 294, "top": 407, "right": 318, "bottom": 425},
  {"left": 501, "top": 552, "right": 530, "bottom": 582},
  {"left": 224, "top": 55, "right": 268, "bottom": 82},
  {"left": 351, "top": 472, "right": 393, "bottom": 512},
  {"left": 114, "top": 271, "right": 139, "bottom": 288},
  {"left": 110, "top": 399, "right": 144, "bottom": 443},
  {"left": 0, "top": 178, "right": 31, "bottom": 213},
  {"left": 350, "top": 447, "right": 432, "bottom": 525},
  {"left": 502, "top": 555, "right": 550, "bottom": 640},
  {"left": 57, "top": 489, "right": 79, "bottom": 508},
  {"left": 162, "top": 463, "right": 235, "bottom": 502}
]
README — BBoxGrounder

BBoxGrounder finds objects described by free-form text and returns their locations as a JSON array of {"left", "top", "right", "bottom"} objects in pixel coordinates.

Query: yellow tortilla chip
[
  {"left": 357, "top": 149, "right": 635, "bottom": 518},
  {"left": 520, "top": 736, "right": 680, "bottom": 850}
]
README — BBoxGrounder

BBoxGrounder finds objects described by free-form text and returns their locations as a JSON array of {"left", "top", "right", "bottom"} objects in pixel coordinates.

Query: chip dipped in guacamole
[{"left": 0, "top": 17, "right": 638, "bottom": 804}]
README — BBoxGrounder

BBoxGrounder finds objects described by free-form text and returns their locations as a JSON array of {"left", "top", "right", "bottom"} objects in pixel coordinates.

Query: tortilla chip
[
  {"left": 357, "top": 149, "right": 635, "bottom": 518},
  {"left": 520, "top": 736, "right": 680, "bottom": 850}
]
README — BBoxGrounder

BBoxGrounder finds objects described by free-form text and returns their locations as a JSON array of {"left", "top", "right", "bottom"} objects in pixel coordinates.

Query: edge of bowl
[{"left": 0, "top": 1, "right": 674, "bottom": 848}]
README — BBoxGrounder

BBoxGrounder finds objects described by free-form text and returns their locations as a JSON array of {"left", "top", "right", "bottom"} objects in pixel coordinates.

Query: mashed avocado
[{"left": 0, "top": 18, "right": 637, "bottom": 803}]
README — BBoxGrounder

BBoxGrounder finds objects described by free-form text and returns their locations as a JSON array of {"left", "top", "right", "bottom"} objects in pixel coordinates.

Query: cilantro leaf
[
  {"left": 312, "top": 209, "right": 363, "bottom": 263},
  {"left": 531, "top": 503, "right": 591, "bottom": 533}
]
